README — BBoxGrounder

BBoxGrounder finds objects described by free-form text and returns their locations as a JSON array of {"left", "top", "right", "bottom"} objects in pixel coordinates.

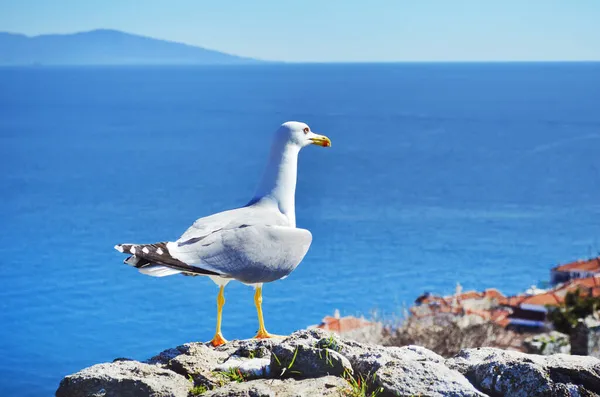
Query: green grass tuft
[
  {"left": 320, "top": 335, "right": 342, "bottom": 352},
  {"left": 189, "top": 384, "right": 208, "bottom": 395},
  {"left": 187, "top": 374, "right": 208, "bottom": 395},
  {"left": 341, "top": 369, "right": 383, "bottom": 397},
  {"left": 288, "top": 346, "right": 299, "bottom": 369},
  {"left": 217, "top": 367, "right": 246, "bottom": 383}
]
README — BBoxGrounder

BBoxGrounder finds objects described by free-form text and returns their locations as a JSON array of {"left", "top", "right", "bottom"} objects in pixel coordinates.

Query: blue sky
[{"left": 1, "top": 0, "right": 599, "bottom": 62}]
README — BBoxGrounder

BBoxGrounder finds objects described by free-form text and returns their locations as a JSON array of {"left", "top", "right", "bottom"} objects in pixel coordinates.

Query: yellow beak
[{"left": 309, "top": 134, "right": 332, "bottom": 147}]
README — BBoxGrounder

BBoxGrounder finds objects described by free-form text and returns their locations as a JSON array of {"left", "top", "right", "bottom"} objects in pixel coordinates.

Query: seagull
[{"left": 114, "top": 121, "right": 331, "bottom": 346}]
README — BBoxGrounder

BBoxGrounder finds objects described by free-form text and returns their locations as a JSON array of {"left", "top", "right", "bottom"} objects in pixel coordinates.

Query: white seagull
[{"left": 115, "top": 121, "right": 331, "bottom": 346}]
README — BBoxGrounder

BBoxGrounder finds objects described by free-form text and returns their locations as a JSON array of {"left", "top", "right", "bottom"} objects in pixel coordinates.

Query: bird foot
[
  {"left": 209, "top": 333, "right": 228, "bottom": 347},
  {"left": 253, "top": 330, "right": 286, "bottom": 340}
]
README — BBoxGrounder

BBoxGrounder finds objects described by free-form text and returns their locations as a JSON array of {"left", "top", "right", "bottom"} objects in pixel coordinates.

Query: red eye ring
[{"left": 303, "top": 127, "right": 309, "bottom": 134}]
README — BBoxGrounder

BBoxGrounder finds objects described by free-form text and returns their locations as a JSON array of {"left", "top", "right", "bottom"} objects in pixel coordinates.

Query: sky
[{"left": 1, "top": 0, "right": 599, "bottom": 62}]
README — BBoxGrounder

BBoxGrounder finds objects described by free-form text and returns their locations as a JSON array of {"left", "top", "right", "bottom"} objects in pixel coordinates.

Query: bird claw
[{"left": 209, "top": 333, "right": 228, "bottom": 347}]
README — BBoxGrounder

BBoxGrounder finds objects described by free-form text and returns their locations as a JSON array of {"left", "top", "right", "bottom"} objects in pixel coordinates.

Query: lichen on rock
[{"left": 447, "top": 347, "right": 600, "bottom": 397}]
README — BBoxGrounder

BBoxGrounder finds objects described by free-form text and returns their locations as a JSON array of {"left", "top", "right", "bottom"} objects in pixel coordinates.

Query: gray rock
[
  {"left": 374, "top": 356, "right": 487, "bottom": 397},
  {"left": 269, "top": 376, "right": 348, "bottom": 397},
  {"left": 56, "top": 360, "right": 190, "bottom": 397},
  {"left": 270, "top": 330, "right": 353, "bottom": 378},
  {"left": 390, "top": 344, "right": 446, "bottom": 364},
  {"left": 272, "top": 330, "right": 483, "bottom": 396},
  {"left": 218, "top": 338, "right": 276, "bottom": 360},
  {"left": 334, "top": 335, "right": 444, "bottom": 373},
  {"left": 447, "top": 347, "right": 600, "bottom": 397},
  {"left": 341, "top": 344, "right": 484, "bottom": 397},
  {"left": 203, "top": 376, "right": 347, "bottom": 397},
  {"left": 149, "top": 342, "right": 228, "bottom": 389},
  {"left": 149, "top": 339, "right": 279, "bottom": 388},
  {"left": 203, "top": 381, "right": 275, "bottom": 397},
  {"left": 571, "top": 316, "right": 600, "bottom": 357},
  {"left": 336, "top": 337, "right": 394, "bottom": 375},
  {"left": 214, "top": 357, "right": 271, "bottom": 379},
  {"left": 523, "top": 331, "right": 570, "bottom": 355},
  {"left": 59, "top": 329, "right": 600, "bottom": 397}
]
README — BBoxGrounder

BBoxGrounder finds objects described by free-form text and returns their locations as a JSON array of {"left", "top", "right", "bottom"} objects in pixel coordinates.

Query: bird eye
[{"left": 303, "top": 127, "right": 309, "bottom": 134}]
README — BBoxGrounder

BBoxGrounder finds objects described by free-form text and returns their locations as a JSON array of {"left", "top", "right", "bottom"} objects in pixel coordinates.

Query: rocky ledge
[{"left": 57, "top": 329, "right": 600, "bottom": 397}]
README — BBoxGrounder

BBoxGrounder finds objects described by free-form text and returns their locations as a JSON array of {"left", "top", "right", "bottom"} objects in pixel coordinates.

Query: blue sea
[{"left": 1, "top": 63, "right": 600, "bottom": 396}]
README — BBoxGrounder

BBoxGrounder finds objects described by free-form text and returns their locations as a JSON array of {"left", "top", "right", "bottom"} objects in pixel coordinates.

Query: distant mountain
[{"left": 0, "top": 29, "right": 261, "bottom": 65}]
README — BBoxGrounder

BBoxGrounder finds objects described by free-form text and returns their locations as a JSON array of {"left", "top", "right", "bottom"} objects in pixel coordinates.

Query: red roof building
[
  {"left": 310, "top": 310, "right": 383, "bottom": 342},
  {"left": 410, "top": 286, "right": 509, "bottom": 327},
  {"left": 499, "top": 275, "right": 600, "bottom": 329},
  {"left": 551, "top": 256, "right": 600, "bottom": 286},
  {"left": 408, "top": 257, "right": 600, "bottom": 332},
  {"left": 316, "top": 315, "right": 374, "bottom": 333}
]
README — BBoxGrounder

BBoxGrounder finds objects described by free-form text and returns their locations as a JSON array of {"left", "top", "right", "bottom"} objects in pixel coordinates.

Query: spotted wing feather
[{"left": 115, "top": 242, "right": 221, "bottom": 276}]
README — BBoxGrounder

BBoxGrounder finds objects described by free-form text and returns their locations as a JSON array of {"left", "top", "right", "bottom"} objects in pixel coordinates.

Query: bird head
[{"left": 276, "top": 121, "right": 331, "bottom": 149}]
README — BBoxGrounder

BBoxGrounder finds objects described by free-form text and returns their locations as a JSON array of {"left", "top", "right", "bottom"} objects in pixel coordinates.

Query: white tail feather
[{"left": 138, "top": 265, "right": 182, "bottom": 277}]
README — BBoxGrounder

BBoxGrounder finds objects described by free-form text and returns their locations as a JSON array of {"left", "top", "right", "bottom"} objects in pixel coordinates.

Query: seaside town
[{"left": 311, "top": 255, "right": 600, "bottom": 358}]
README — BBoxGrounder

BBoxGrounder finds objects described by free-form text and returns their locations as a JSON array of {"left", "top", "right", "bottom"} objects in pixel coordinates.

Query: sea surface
[{"left": 1, "top": 63, "right": 600, "bottom": 395}]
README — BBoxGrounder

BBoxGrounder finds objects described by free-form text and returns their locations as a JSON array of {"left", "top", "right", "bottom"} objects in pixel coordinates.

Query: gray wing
[
  {"left": 170, "top": 225, "right": 312, "bottom": 284},
  {"left": 177, "top": 204, "right": 289, "bottom": 243}
]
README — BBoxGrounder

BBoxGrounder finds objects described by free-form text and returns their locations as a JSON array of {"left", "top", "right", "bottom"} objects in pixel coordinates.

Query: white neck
[{"left": 251, "top": 140, "right": 300, "bottom": 227}]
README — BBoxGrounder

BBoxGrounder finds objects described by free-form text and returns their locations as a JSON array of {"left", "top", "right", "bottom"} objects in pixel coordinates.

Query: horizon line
[
  {"left": 1, "top": 61, "right": 600, "bottom": 67},
  {"left": 2, "top": 28, "right": 600, "bottom": 64}
]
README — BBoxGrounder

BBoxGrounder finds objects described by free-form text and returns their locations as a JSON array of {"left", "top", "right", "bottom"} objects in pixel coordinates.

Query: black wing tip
[
  {"left": 115, "top": 243, "right": 138, "bottom": 254},
  {"left": 116, "top": 242, "right": 222, "bottom": 277}
]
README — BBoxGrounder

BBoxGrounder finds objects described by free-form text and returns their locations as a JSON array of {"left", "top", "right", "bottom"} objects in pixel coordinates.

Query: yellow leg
[
  {"left": 209, "top": 286, "right": 228, "bottom": 347},
  {"left": 253, "top": 286, "right": 284, "bottom": 339}
]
